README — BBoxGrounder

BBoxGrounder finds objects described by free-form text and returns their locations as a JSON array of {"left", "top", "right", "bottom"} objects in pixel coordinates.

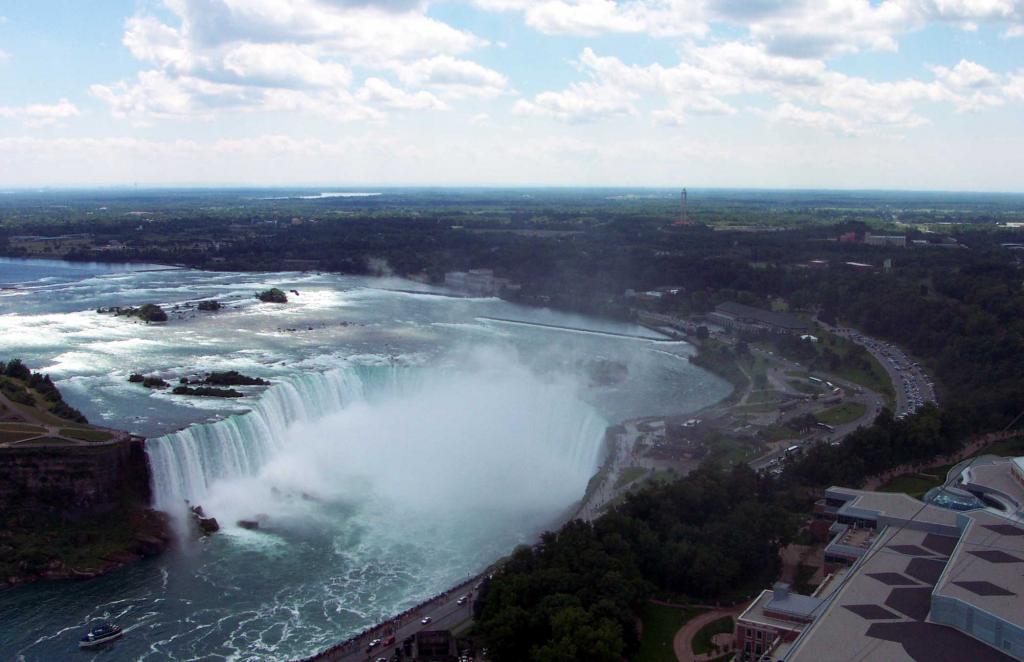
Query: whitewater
[{"left": 0, "top": 259, "right": 730, "bottom": 660}]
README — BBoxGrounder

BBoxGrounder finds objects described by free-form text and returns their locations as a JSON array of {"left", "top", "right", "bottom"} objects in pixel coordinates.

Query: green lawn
[
  {"left": 877, "top": 464, "right": 954, "bottom": 499},
  {"left": 636, "top": 603, "right": 705, "bottom": 662},
  {"left": 0, "top": 429, "right": 40, "bottom": 444},
  {"left": 692, "top": 616, "right": 735, "bottom": 656},
  {"left": 984, "top": 436, "right": 1024, "bottom": 458},
  {"left": 817, "top": 402, "right": 867, "bottom": 426},
  {"left": 708, "top": 434, "right": 761, "bottom": 466},
  {"left": 60, "top": 427, "right": 113, "bottom": 442}
]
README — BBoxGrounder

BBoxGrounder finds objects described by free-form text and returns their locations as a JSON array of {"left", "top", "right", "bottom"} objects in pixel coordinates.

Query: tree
[{"left": 695, "top": 325, "right": 709, "bottom": 340}]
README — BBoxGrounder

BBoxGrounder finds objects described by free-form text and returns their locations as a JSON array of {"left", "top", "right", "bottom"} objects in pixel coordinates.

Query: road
[
  {"left": 311, "top": 580, "right": 479, "bottom": 662},
  {"left": 819, "top": 321, "right": 937, "bottom": 418},
  {"left": 747, "top": 348, "right": 885, "bottom": 473}
]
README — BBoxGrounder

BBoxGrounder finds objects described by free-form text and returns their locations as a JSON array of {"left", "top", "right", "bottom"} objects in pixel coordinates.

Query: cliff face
[
  {"left": 0, "top": 438, "right": 152, "bottom": 525},
  {"left": 0, "top": 438, "right": 169, "bottom": 584}
]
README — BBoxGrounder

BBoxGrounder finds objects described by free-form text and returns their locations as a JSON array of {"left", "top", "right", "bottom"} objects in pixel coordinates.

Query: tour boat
[{"left": 78, "top": 622, "right": 124, "bottom": 648}]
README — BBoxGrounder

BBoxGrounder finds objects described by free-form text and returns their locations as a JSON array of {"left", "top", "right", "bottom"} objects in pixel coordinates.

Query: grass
[
  {"left": 614, "top": 466, "right": 648, "bottom": 489},
  {"left": 14, "top": 437, "right": 72, "bottom": 446},
  {"left": 60, "top": 427, "right": 113, "bottom": 442},
  {"left": 787, "top": 379, "right": 819, "bottom": 395},
  {"left": 0, "top": 429, "right": 40, "bottom": 444},
  {"left": 877, "top": 436, "right": 1024, "bottom": 500},
  {"left": 692, "top": 616, "right": 735, "bottom": 656},
  {"left": 984, "top": 436, "right": 1024, "bottom": 458},
  {"left": 816, "top": 402, "right": 867, "bottom": 426},
  {"left": 708, "top": 434, "right": 761, "bottom": 466},
  {"left": 636, "top": 603, "right": 704, "bottom": 662},
  {"left": 877, "top": 464, "right": 955, "bottom": 499}
]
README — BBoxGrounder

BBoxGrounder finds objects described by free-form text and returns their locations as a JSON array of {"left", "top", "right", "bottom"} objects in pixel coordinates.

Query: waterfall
[
  {"left": 145, "top": 358, "right": 609, "bottom": 524},
  {"left": 146, "top": 366, "right": 368, "bottom": 515}
]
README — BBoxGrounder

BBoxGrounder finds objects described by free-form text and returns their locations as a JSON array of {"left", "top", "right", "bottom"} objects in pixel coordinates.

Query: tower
[{"left": 675, "top": 188, "right": 691, "bottom": 226}]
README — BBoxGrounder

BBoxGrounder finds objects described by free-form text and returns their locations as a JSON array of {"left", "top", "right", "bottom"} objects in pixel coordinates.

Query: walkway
[{"left": 673, "top": 603, "right": 746, "bottom": 662}]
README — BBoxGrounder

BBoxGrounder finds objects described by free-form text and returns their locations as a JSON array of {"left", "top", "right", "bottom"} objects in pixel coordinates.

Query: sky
[{"left": 1, "top": 0, "right": 1023, "bottom": 191}]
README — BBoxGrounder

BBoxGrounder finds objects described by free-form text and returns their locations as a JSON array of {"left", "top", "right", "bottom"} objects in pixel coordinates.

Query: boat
[{"left": 78, "top": 622, "right": 124, "bottom": 648}]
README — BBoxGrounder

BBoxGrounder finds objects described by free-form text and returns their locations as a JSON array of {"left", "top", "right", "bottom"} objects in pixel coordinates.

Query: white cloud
[
  {"left": 1003, "top": 72, "right": 1024, "bottom": 100},
  {"left": 0, "top": 49, "right": 9, "bottom": 64},
  {"left": 473, "top": 0, "right": 708, "bottom": 37},
  {"left": 761, "top": 102, "right": 861, "bottom": 135},
  {"left": 394, "top": 55, "right": 509, "bottom": 99},
  {"left": 356, "top": 78, "right": 448, "bottom": 110},
  {"left": 931, "top": 59, "right": 1000, "bottom": 89},
  {"left": 94, "top": 0, "right": 495, "bottom": 121},
  {"left": 514, "top": 81, "right": 637, "bottom": 123},
  {"left": 0, "top": 98, "right": 80, "bottom": 128},
  {"left": 479, "top": 0, "right": 1024, "bottom": 60}
]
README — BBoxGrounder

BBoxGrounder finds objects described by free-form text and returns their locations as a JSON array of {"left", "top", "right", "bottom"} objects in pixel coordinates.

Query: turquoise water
[{"left": 0, "top": 261, "right": 730, "bottom": 660}]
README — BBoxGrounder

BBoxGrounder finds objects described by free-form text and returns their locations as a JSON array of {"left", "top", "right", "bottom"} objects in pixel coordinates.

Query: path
[
  {"left": 673, "top": 603, "right": 746, "bottom": 662},
  {"left": 0, "top": 391, "right": 124, "bottom": 448}
]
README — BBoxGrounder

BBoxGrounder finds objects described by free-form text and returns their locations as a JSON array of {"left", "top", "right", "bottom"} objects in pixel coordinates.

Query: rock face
[
  {"left": 0, "top": 437, "right": 152, "bottom": 522},
  {"left": 0, "top": 437, "right": 170, "bottom": 585}
]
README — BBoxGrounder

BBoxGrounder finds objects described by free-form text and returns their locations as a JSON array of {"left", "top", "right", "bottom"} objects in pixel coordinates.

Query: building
[
  {"left": 707, "top": 302, "right": 812, "bottom": 336},
  {"left": 744, "top": 475, "right": 1024, "bottom": 661},
  {"left": 864, "top": 232, "right": 908, "bottom": 247},
  {"left": 443, "top": 269, "right": 515, "bottom": 297},
  {"left": 398, "top": 630, "right": 457, "bottom": 661}
]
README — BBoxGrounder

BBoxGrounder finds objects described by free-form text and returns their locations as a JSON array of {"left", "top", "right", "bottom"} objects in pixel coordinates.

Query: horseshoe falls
[{"left": 0, "top": 264, "right": 731, "bottom": 661}]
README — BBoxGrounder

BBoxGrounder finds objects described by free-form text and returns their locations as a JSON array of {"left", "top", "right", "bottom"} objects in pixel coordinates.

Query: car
[
  {"left": 421, "top": 616, "right": 432, "bottom": 625},
  {"left": 457, "top": 596, "right": 468, "bottom": 605}
]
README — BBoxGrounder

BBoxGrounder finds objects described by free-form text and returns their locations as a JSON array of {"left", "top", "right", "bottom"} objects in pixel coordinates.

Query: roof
[
  {"left": 712, "top": 302, "right": 811, "bottom": 331},
  {"left": 827, "top": 487, "right": 961, "bottom": 533},
  {"left": 933, "top": 510, "right": 1024, "bottom": 630},
  {"left": 766, "top": 590, "right": 824, "bottom": 620},
  {"left": 738, "top": 590, "right": 811, "bottom": 633},
  {"left": 788, "top": 525, "right": 1013, "bottom": 662}
]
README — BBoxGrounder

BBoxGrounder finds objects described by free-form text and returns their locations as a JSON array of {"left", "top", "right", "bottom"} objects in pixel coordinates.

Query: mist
[{"left": 198, "top": 346, "right": 608, "bottom": 534}]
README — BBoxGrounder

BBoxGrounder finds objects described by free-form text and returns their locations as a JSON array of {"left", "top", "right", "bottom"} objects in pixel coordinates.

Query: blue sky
[{"left": 1, "top": 0, "right": 1023, "bottom": 190}]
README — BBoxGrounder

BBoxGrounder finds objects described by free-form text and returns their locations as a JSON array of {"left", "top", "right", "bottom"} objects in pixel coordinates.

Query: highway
[{"left": 312, "top": 581, "right": 479, "bottom": 662}]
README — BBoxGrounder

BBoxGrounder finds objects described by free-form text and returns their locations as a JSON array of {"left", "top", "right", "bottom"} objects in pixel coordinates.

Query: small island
[
  {"left": 97, "top": 303, "right": 168, "bottom": 323},
  {"left": 256, "top": 288, "right": 288, "bottom": 304},
  {"left": 128, "top": 374, "right": 170, "bottom": 389},
  {"left": 172, "top": 385, "right": 244, "bottom": 398},
  {"left": 197, "top": 300, "right": 221, "bottom": 311}
]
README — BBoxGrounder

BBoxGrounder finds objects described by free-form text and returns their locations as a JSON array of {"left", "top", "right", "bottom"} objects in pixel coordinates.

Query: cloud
[
  {"left": 94, "top": 0, "right": 494, "bottom": 121},
  {"left": 356, "top": 78, "right": 448, "bottom": 110},
  {"left": 0, "top": 49, "right": 9, "bottom": 64},
  {"left": 478, "top": 0, "right": 1024, "bottom": 60},
  {"left": 0, "top": 98, "right": 80, "bottom": 127},
  {"left": 514, "top": 81, "right": 637, "bottom": 123},
  {"left": 516, "top": 42, "right": 1018, "bottom": 133},
  {"left": 761, "top": 102, "right": 861, "bottom": 135},
  {"left": 473, "top": 0, "right": 708, "bottom": 37},
  {"left": 931, "top": 59, "right": 1000, "bottom": 89},
  {"left": 394, "top": 55, "right": 509, "bottom": 99}
]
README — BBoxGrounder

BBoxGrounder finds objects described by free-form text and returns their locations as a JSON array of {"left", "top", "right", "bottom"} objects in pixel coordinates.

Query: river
[{"left": 0, "top": 258, "right": 730, "bottom": 660}]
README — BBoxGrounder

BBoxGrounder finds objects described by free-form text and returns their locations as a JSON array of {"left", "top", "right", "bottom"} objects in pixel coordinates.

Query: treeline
[
  {"left": 0, "top": 359, "right": 88, "bottom": 423},
  {"left": 475, "top": 464, "right": 797, "bottom": 661}
]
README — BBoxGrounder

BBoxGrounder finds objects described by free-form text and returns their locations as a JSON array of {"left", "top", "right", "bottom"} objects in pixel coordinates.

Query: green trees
[
  {"left": 256, "top": 288, "right": 288, "bottom": 303},
  {"left": 475, "top": 465, "right": 795, "bottom": 661}
]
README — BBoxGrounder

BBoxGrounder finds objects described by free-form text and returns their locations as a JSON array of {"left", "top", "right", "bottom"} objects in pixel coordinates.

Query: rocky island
[{"left": 256, "top": 288, "right": 288, "bottom": 303}]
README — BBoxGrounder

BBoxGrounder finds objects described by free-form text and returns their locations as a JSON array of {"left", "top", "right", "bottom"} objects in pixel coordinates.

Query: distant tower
[{"left": 675, "top": 188, "right": 691, "bottom": 226}]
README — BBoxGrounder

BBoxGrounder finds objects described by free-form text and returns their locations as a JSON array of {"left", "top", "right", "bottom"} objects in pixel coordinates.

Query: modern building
[
  {"left": 708, "top": 302, "right": 812, "bottom": 336},
  {"left": 743, "top": 478, "right": 1024, "bottom": 661}
]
